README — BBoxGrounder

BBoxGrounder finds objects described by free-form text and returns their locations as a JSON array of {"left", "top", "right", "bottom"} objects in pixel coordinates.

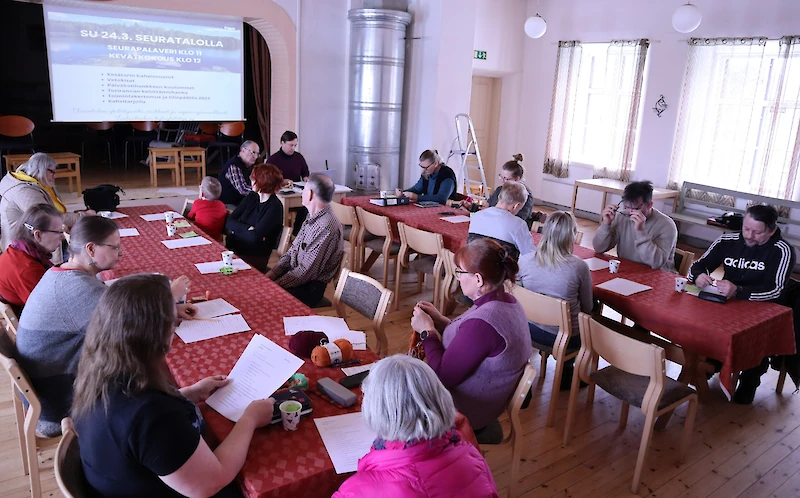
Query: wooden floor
[{"left": 2, "top": 209, "right": 800, "bottom": 498}]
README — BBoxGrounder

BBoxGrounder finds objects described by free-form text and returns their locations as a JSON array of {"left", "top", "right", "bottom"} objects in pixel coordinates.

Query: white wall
[{"left": 517, "top": 0, "right": 800, "bottom": 213}]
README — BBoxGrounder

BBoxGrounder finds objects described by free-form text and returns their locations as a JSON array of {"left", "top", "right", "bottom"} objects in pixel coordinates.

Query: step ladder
[{"left": 447, "top": 113, "right": 489, "bottom": 202}]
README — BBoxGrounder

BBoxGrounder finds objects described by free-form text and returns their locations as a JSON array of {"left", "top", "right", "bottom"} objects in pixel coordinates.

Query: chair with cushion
[
  {"left": 1, "top": 302, "right": 19, "bottom": 339},
  {"left": 480, "top": 354, "right": 537, "bottom": 498},
  {"left": 0, "top": 115, "right": 36, "bottom": 174},
  {"left": 511, "top": 285, "right": 575, "bottom": 427},
  {"left": 563, "top": 313, "right": 698, "bottom": 493},
  {"left": 674, "top": 248, "right": 695, "bottom": 276},
  {"left": 331, "top": 202, "right": 361, "bottom": 270},
  {"left": 55, "top": 418, "right": 88, "bottom": 498},
  {"left": 124, "top": 121, "right": 159, "bottom": 169},
  {"left": 356, "top": 207, "right": 400, "bottom": 289},
  {"left": 332, "top": 269, "right": 393, "bottom": 357},
  {"left": 396, "top": 222, "right": 444, "bottom": 311},
  {"left": 531, "top": 221, "right": 584, "bottom": 244},
  {"left": 0, "top": 330, "right": 62, "bottom": 498}
]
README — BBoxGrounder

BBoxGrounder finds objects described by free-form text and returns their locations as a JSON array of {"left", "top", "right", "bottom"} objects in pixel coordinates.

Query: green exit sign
[{"left": 474, "top": 50, "right": 487, "bottom": 60}]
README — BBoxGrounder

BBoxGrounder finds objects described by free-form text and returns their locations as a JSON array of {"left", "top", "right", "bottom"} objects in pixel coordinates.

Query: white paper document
[
  {"left": 118, "top": 228, "right": 140, "bottom": 237},
  {"left": 206, "top": 334, "right": 304, "bottom": 422},
  {"left": 342, "top": 363, "right": 375, "bottom": 376},
  {"left": 283, "top": 316, "right": 351, "bottom": 336},
  {"left": 194, "top": 259, "right": 252, "bottom": 274},
  {"left": 596, "top": 278, "right": 652, "bottom": 296},
  {"left": 583, "top": 257, "right": 610, "bottom": 271},
  {"left": 315, "top": 412, "right": 377, "bottom": 474},
  {"left": 441, "top": 215, "right": 471, "bottom": 223},
  {"left": 141, "top": 211, "right": 184, "bottom": 222},
  {"left": 192, "top": 298, "right": 240, "bottom": 319},
  {"left": 161, "top": 237, "right": 213, "bottom": 249},
  {"left": 330, "top": 330, "right": 367, "bottom": 350},
  {"left": 104, "top": 211, "right": 128, "bottom": 219},
  {"left": 174, "top": 314, "right": 251, "bottom": 344},
  {"left": 103, "top": 278, "right": 119, "bottom": 286}
]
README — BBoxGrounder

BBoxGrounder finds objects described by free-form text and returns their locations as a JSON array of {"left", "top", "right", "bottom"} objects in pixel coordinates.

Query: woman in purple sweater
[{"left": 412, "top": 238, "right": 532, "bottom": 443}]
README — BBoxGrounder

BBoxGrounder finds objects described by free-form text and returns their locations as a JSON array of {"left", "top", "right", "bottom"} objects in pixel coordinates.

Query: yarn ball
[
  {"left": 311, "top": 339, "right": 354, "bottom": 367},
  {"left": 289, "top": 331, "right": 328, "bottom": 358}
]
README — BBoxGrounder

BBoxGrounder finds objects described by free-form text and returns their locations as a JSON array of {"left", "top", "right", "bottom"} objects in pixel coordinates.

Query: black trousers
[
  {"left": 287, "top": 280, "right": 326, "bottom": 307},
  {"left": 291, "top": 207, "right": 308, "bottom": 235}
]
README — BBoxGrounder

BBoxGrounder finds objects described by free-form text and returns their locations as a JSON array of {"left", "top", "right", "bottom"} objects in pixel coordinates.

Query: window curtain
[
  {"left": 543, "top": 41, "right": 582, "bottom": 179},
  {"left": 592, "top": 39, "right": 649, "bottom": 182},
  {"left": 668, "top": 37, "right": 800, "bottom": 202},
  {"left": 248, "top": 25, "right": 272, "bottom": 153}
]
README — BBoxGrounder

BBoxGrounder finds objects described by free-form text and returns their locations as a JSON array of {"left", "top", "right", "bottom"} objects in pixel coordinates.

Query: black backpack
[{"left": 83, "top": 184, "right": 125, "bottom": 212}]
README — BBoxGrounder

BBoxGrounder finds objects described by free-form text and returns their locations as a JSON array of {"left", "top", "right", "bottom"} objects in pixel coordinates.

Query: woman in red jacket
[{"left": 0, "top": 204, "right": 64, "bottom": 313}]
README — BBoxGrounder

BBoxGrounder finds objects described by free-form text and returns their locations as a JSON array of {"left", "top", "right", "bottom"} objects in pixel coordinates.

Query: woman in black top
[
  {"left": 72, "top": 274, "right": 275, "bottom": 498},
  {"left": 225, "top": 164, "right": 284, "bottom": 272}
]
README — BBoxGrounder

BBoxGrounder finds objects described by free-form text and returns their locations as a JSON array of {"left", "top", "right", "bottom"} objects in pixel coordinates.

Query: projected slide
[{"left": 43, "top": 5, "right": 243, "bottom": 122}]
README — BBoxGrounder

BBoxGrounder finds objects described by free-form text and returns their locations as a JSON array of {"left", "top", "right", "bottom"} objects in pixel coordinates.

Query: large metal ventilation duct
[{"left": 346, "top": 8, "right": 411, "bottom": 192}]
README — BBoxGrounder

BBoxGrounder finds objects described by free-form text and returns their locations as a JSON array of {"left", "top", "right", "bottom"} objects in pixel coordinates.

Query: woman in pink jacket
[{"left": 333, "top": 355, "right": 498, "bottom": 498}]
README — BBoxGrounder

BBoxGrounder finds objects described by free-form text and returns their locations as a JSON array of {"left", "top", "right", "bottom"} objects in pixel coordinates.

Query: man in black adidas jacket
[{"left": 688, "top": 204, "right": 798, "bottom": 404}]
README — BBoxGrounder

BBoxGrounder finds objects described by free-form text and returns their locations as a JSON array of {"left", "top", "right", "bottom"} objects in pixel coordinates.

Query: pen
[
  {"left": 706, "top": 269, "right": 717, "bottom": 286},
  {"left": 333, "top": 359, "right": 362, "bottom": 368}
]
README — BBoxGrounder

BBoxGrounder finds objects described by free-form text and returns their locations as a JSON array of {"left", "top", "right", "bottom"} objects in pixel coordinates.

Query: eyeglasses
[
  {"left": 454, "top": 268, "right": 470, "bottom": 276},
  {"left": 245, "top": 149, "right": 259, "bottom": 156},
  {"left": 498, "top": 174, "right": 514, "bottom": 182},
  {"left": 24, "top": 223, "right": 62, "bottom": 235},
  {"left": 419, "top": 162, "right": 433, "bottom": 170},
  {"left": 96, "top": 242, "right": 122, "bottom": 252},
  {"left": 615, "top": 202, "right": 645, "bottom": 216},
  {"left": 46, "top": 168, "right": 57, "bottom": 175}
]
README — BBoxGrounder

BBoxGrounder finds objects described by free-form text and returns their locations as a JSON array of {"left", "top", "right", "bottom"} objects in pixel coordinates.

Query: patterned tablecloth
[
  {"left": 104, "top": 205, "right": 479, "bottom": 498},
  {"left": 340, "top": 196, "right": 795, "bottom": 396}
]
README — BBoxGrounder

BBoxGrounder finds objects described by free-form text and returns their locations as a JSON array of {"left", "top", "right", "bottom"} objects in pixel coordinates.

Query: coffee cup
[
  {"left": 380, "top": 191, "right": 389, "bottom": 199},
  {"left": 279, "top": 400, "right": 302, "bottom": 431},
  {"left": 675, "top": 277, "right": 688, "bottom": 292},
  {"left": 609, "top": 259, "right": 621, "bottom": 274},
  {"left": 165, "top": 211, "right": 175, "bottom": 223},
  {"left": 166, "top": 224, "right": 177, "bottom": 237},
  {"left": 222, "top": 251, "right": 234, "bottom": 267},
  {"left": 99, "top": 211, "right": 112, "bottom": 218}
]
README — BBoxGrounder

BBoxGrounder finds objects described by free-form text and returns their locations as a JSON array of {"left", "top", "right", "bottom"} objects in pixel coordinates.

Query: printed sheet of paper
[
  {"left": 104, "top": 211, "right": 128, "bottom": 219},
  {"left": 194, "top": 259, "right": 252, "bottom": 274},
  {"left": 161, "top": 237, "right": 212, "bottom": 249},
  {"left": 440, "top": 215, "right": 471, "bottom": 223},
  {"left": 192, "top": 298, "right": 240, "bottom": 319},
  {"left": 141, "top": 211, "right": 184, "bottom": 222},
  {"left": 174, "top": 314, "right": 251, "bottom": 344},
  {"left": 596, "top": 278, "right": 652, "bottom": 296},
  {"left": 342, "top": 363, "right": 375, "bottom": 376},
  {"left": 327, "top": 330, "right": 367, "bottom": 350},
  {"left": 583, "top": 257, "right": 610, "bottom": 271},
  {"left": 118, "top": 228, "right": 140, "bottom": 237},
  {"left": 173, "top": 220, "right": 192, "bottom": 228},
  {"left": 315, "top": 412, "right": 378, "bottom": 474},
  {"left": 686, "top": 284, "right": 725, "bottom": 297},
  {"left": 206, "top": 334, "right": 304, "bottom": 422},
  {"left": 283, "top": 316, "right": 351, "bottom": 336}
]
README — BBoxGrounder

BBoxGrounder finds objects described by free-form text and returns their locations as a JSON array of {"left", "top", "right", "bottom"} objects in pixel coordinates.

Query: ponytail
[
  {"left": 501, "top": 153, "right": 525, "bottom": 180},
  {"left": 455, "top": 238, "right": 518, "bottom": 290}
]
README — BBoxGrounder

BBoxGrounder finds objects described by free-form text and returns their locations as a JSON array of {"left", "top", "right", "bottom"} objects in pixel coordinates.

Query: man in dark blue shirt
[{"left": 396, "top": 149, "right": 457, "bottom": 205}]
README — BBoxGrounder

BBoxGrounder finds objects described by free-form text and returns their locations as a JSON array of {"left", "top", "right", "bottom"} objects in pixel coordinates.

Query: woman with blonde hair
[{"left": 518, "top": 210, "right": 593, "bottom": 390}]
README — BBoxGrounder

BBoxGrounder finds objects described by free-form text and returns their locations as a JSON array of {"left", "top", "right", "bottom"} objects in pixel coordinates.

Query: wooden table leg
[{"left": 571, "top": 184, "right": 579, "bottom": 214}]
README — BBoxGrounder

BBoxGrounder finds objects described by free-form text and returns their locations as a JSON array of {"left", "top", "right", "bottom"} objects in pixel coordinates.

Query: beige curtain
[
  {"left": 668, "top": 37, "right": 800, "bottom": 202},
  {"left": 247, "top": 25, "right": 271, "bottom": 152},
  {"left": 543, "top": 41, "right": 582, "bottom": 179}
]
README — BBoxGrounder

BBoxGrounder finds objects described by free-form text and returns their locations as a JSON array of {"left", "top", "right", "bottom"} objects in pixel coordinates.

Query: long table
[
  {"left": 103, "top": 205, "right": 379, "bottom": 498},
  {"left": 343, "top": 195, "right": 795, "bottom": 396}
]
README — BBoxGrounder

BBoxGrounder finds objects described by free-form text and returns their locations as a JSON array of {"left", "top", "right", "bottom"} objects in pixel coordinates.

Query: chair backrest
[
  {"left": 674, "top": 248, "right": 695, "bottom": 276},
  {"left": 511, "top": 285, "right": 571, "bottom": 331},
  {"left": 55, "top": 418, "right": 88, "bottom": 498},
  {"left": 1, "top": 302, "right": 19, "bottom": 339},
  {"left": 131, "top": 121, "right": 159, "bottom": 132},
  {"left": 356, "top": 207, "right": 392, "bottom": 238},
  {"left": 502, "top": 355, "right": 537, "bottom": 444},
  {"left": 199, "top": 122, "right": 220, "bottom": 135},
  {"left": 87, "top": 122, "right": 114, "bottom": 131},
  {"left": 331, "top": 201, "right": 357, "bottom": 227},
  {"left": 0, "top": 115, "right": 35, "bottom": 138},
  {"left": 182, "top": 198, "right": 194, "bottom": 218},
  {"left": 219, "top": 121, "right": 245, "bottom": 138},
  {"left": 398, "top": 222, "right": 444, "bottom": 257},
  {"left": 334, "top": 268, "right": 393, "bottom": 323},
  {"left": 0, "top": 333, "right": 44, "bottom": 433}
]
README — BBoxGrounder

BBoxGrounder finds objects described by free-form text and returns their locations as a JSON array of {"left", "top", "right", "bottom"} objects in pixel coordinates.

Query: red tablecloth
[
  {"left": 105, "top": 205, "right": 476, "bottom": 498},
  {"left": 341, "top": 196, "right": 470, "bottom": 253}
]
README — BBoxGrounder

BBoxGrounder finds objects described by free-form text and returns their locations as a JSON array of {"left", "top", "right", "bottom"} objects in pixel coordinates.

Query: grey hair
[
  {"left": 534, "top": 211, "right": 577, "bottom": 270},
  {"left": 200, "top": 176, "right": 222, "bottom": 201},
  {"left": 361, "top": 354, "right": 455, "bottom": 442},
  {"left": 68, "top": 216, "right": 119, "bottom": 256},
  {"left": 239, "top": 140, "right": 258, "bottom": 152},
  {"left": 498, "top": 181, "right": 528, "bottom": 206},
  {"left": 307, "top": 173, "right": 335, "bottom": 203},
  {"left": 19, "top": 153, "right": 57, "bottom": 186}
]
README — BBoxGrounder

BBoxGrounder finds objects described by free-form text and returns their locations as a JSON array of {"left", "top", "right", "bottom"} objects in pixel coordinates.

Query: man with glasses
[
  {"left": 218, "top": 140, "right": 260, "bottom": 207},
  {"left": 592, "top": 180, "right": 678, "bottom": 271},
  {"left": 395, "top": 149, "right": 458, "bottom": 205}
]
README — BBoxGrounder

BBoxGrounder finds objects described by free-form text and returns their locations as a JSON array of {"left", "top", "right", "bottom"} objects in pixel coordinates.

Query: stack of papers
[
  {"left": 596, "top": 278, "right": 652, "bottom": 296},
  {"left": 174, "top": 299, "right": 251, "bottom": 343},
  {"left": 685, "top": 284, "right": 725, "bottom": 297},
  {"left": 195, "top": 259, "right": 252, "bottom": 274},
  {"left": 161, "top": 237, "right": 212, "bottom": 249},
  {"left": 315, "top": 413, "right": 377, "bottom": 474},
  {"left": 206, "top": 334, "right": 304, "bottom": 422},
  {"left": 440, "top": 215, "right": 471, "bottom": 223},
  {"left": 118, "top": 228, "right": 140, "bottom": 237},
  {"left": 141, "top": 211, "right": 184, "bottom": 222},
  {"left": 283, "top": 316, "right": 367, "bottom": 350},
  {"left": 583, "top": 257, "right": 610, "bottom": 271}
]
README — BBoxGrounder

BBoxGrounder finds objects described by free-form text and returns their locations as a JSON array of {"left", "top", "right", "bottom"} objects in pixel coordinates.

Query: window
[
  {"left": 668, "top": 37, "right": 800, "bottom": 201},
  {"left": 543, "top": 40, "right": 649, "bottom": 181}
]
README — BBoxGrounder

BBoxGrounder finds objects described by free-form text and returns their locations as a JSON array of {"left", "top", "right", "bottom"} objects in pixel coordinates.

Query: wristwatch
[{"left": 420, "top": 330, "right": 431, "bottom": 340}]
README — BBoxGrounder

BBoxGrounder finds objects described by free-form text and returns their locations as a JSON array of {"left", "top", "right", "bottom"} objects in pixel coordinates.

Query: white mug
[
  {"left": 279, "top": 400, "right": 302, "bottom": 431},
  {"left": 165, "top": 212, "right": 175, "bottom": 223},
  {"left": 609, "top": 259, "right": 621, "bottom": 274},
  {"left": 675, "top": 277, "right": 688, "bottom": 292},
  {"left": 221, "top": 251, "right": 234, "bottom": 266},
  {"left": 166, "top": 224, "right": 177, "bottom": 237}
]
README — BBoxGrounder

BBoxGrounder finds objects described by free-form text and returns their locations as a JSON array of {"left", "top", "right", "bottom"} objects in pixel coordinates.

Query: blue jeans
[{"left": 529, "top": 322, "right": 581, "bottom": 366}]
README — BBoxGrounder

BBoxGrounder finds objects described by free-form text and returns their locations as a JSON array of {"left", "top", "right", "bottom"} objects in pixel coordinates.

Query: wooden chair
[
  {"left": 0, "top": 331, "right": 62, "bottom": 498},
  {"left": 0, "top": 115, "right": 36, "bottom": 173},
  {"left": 356, "top": 207, "right": 400, "bottom": 289},
  {"left": 563, "top": 313, "right": 698, "bottom": 493},
  {"left": 55, "top": 418, "right": 88, "bottom": 498},
  {"left": 332, "top": 269, "right": 393, "bottom": 357},
  {"left": 674, "top": 248, "right": 695, "bottom": 276},
  {"left": 199, "top": 122, "right": 221, "bottom": 135},
  {"left": 1, "top": 302, "right": 19, "bottom": 339},
  {"left": 124, "top": 121, "right": 159, "bottom": 169},
  {"left": 531, "top": 221, "right": 584, "bottom": 245},
  {"left": 511, "top": 285, "right": 575, "bottom": 427},
  {"left": 481, "top": 354, "right": 537, "bottom": 498},
  {"left": 178, "top": 147, "right": 207, "bottom": 185},
  {"left": 396, "top": 223, "right": 444, "bottom": 311},
  {"left": 147, "top": 147, "right": 182, "bottom": 187},
  {"left": 181, "top": 198, "right": 194, "bottom": 218},
  {"left": 331, "top": 202, "right": 361, "bottom": 270},
  {"left": 439, "top": 249, "right": 459, "bottom": 315},
  {"left": 207, "top": 121, "right": 245, "bottom": 166}
]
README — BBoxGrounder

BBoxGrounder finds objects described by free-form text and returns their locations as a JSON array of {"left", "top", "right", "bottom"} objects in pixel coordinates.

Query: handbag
[
  {"left": 408, "top": 330, "right": 425, "bottom": 361},
  {"left": 83, "top": 184, "right": 125, "bottom": 212}
]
